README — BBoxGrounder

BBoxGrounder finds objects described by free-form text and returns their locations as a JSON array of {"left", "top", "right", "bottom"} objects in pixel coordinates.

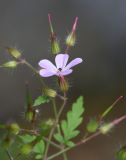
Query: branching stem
[{"left": 43, "top": 93, "right": 67, "bottom": 160}]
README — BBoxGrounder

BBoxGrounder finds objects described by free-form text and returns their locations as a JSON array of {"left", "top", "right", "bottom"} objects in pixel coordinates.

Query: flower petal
[
  {"left": 55, "top": 54, "right": 69, "bottom": 69},
  {"left": 38, "top": 59, "right": 57, "bottom": 73},
  {"left": 64, "top": 58, "right": 83, "bottom": 70},
  {"left": 39, "top": 69, "right": 55, "bottom": 77},
  {"left": 56, "top": 69, "right": 73, "bottom": 76}
]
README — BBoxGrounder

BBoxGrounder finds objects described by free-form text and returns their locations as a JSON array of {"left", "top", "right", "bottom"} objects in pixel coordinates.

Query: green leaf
[
  {"left": 33, "top": 95, "right": 50, "bottom": 107},
  {"left": 54, "top": 96, "right": 84, "bottom": 145},
  {"left": 19, "top": 134, "right": 36, "bottom": 143},
  {"left": 33, "top": 140, "right": 45, "bottom": 154},
  {"left": 53, "top": 133, "right": 64, "bottom": 143},
  {"left": 35, "top": 154, "right": 42, "bottom": 159},
  {"left": 66, "top": 141, "right": 75, "bottom": 147}
]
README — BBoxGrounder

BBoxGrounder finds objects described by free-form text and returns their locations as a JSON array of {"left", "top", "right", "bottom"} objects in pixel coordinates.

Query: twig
[
  {"left": 43, "top": 93, "right": 67, "bottom": 160},
  {"left": 47, "top": 131, "right": 101, "bottom": 160},
  {"left": 6, "top": 150, "right": 14, "bottom": 160}
]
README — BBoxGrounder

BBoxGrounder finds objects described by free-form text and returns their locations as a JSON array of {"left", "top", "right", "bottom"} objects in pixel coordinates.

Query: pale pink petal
[
  {"left": 39, "top": 69, "right": 55, "bottom": 77},
  {"left": 56, "top": 69, "right": 73, "bottom": 76},
  {"left": 63, "top": 58, "right": 83, "bottom": 70},
  {"left": 38, "top": 60, "right": 57, "bottom": 73},
  {"left": 55, "top": 54, "right": 69, "bottom": 69}
]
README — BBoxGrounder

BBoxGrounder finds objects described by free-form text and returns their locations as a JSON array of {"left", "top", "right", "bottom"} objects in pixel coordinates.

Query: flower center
[{"left": 58, "top": 68, "right": 62, "bottom": 71}]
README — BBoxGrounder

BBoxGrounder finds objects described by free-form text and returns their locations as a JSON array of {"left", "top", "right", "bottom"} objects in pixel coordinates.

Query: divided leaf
[{"left": 54, "top": 96, "right": 84, "bottom": 145}]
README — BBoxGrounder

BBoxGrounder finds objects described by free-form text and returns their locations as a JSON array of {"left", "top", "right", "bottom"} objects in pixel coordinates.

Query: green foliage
[
  {"left": 117, "top": 146, "right": 126, "bottom": 160},
  {"left": 54, "top": 96, "right": 84, "bottom": 146},
  {"left": 39, "top": 119, "right": 54, "bottom": 136},
  {"left": 20, "top": 144, "right": 32, "bottom": 155},
  {"left": 86, "top": 118, "right": 99, "bottom": 133},
  {"left": 33, "top": 95, "right": 50, "bottom": 107},
  {"left": 33, "top": 140, "right": 45, "bottom": 159},
  {"left": 19, "top": 134, "right": 36, "bottom": 143}
]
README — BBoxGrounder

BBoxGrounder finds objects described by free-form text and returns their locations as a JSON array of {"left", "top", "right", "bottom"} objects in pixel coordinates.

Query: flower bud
[
  {"left": 20, "top": 144, "right": 32, "bottom": 155},
  {"left": 99, "top": 123, "right": 113, "bottom": 134},
  {"left": 86, "top": 118, "right": 99, "bottom": 133},
  {"left": 48, "top": 14, "right": 60, "bottom": 54},
  {"left": 44, "top": 88, "right": 57, "bottom": 98},
  {"left": 0, "top": 61, "right": 18, "bottom": 68},
  {"left": 58, "top": 76, "right": 69, "bottom": 93},
  {"left": 66, "top": 17, "right": 78, "bottom": 47},
  {"left": 117, "top": 146, "right": 126, "bottom": 160},
  {"left": 6, "top": 47, "right": 21, "bottom": 59},
  {"left": 7, "top": 123, "right": 20, "bottom": 135},
  {"left": 25, "top": 111, "right": 34, "bottom": 122},
  {"left": 66, "top": 32, "right": 76, "bottom": 47},
  {"left": 50, "top": 35, "right": 60, "bottom": 54}
]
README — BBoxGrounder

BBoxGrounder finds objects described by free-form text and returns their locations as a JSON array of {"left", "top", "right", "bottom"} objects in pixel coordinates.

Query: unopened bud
[
  {"left": 99, "top": 123, "right": 113, "bottom": 134},
  {"left": 20, "top": 144, "right": 32, "bottom": 155},
  {"left": 44, "top": 88, "right": 57, "bottom": 98},
  {"left": 117, "top": 146, "right": 126, "bottom": 160},
  {"left": 58, "top": 76, "right": 69, "bottom": 93},
  {"left": 6, "top": 47, "right": 21, "bottom": 59},
  {"left": 66, "top": 32, "right": 76, "bottom": 47},
  {"left": 48, "top": 14, "right": 60, "bottom": 54},
  {"left": 25, "top": 111, "right": 34, "bottom": 122},
  {"left": 66, "top": 17, "right": 78, "bottom": 47},
  {"left": 7, "top": 123, "right": 20, "bottom": 135},
  {"left": 0, "top": 61, "right": 18, "bottom": 68},
  {"left": 86, "top": 118, "right": 99, "bottom": 133},
  {"left": 51, "top": 36, "right": 60, "bottom": 54}
]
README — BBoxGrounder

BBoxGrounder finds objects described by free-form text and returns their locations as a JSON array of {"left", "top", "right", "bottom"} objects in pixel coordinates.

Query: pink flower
[{"left": 38, "top": 54, "right": 83, "bottom": 77}]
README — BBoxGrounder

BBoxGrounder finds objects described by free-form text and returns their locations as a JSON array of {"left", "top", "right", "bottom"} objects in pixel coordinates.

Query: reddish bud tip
[
  {"left": 72, "top": 17, "right": 78, "bottom": 33},
  {"left": 48, "top": 13, "right": 54, "bottom": 34}
]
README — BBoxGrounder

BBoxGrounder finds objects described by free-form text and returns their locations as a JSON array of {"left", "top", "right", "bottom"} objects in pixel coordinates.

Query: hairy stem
[
  {"left": 6, "top": 150, "right": 14, "bottom": 160},
  {"left": 21, "top": 59, "right": 46, "bottom": 88},
  {"left": 43, "top": 94, "right": 67, "bottom": 160},
  {"left": 48, "top": 131, "right": 101, "bottom": 160},
  {"left": 52, "top": 98, "right": 68, "bottom": 160}
]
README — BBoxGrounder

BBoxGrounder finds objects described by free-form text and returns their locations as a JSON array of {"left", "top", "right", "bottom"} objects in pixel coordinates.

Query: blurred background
[{"left": 0, "top": 0, "right": 126, "bottom": 159}]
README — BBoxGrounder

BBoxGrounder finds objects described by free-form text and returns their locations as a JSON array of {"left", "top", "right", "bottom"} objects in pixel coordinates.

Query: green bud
[
  {"left": 86, "top": 118, "right": 99, "bottom": 133},
  {"left": 51, "top": 38, "right": 60, "bottom": 54},
  {"left": 25, "top": 111, "right": 34, "bottom": 122},
  {"left": 44, "top": 88, "right": 57, "bottom": 98},
  {"left": 6, "top": 47, "right": 21, "bottom": 59},
  {"left": 66, "top": 32, "right": 76, "bottom": 47},
  {"left": 0, "top": 61, "right": 18, "bottom": 68},
  {"left": 48, "top": 14, "right": 60, "bottom": 54},
  {"left": 99, "top": 123, "right": 113, "bottom": 134},
  {"left": 66, "top": 17, "right": 78, "bottom": 47},
  {"left": 117, "top": 146, "right": 126, "bottom": 160},
  {"left": 20, "top": 144, "right": 32, "bottom": 155},
  {"left": 7, "top": 123, "right": 20, "bottom": 135},
  {"left": 58, "top": 76, "right": 69, "bottom": 93}
]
